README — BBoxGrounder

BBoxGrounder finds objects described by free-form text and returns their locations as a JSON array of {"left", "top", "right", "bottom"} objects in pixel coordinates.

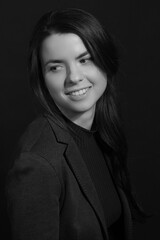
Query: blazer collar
[{"left": 46, "top": 114, "right": 109, "bottom": 240}]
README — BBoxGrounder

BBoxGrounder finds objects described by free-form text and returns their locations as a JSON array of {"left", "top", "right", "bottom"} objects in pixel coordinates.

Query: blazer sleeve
[{"left": 6, "top": 152, "right": 61, "bottom": 240}]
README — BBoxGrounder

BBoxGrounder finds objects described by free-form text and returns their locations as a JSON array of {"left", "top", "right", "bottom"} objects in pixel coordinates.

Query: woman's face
[{"left": 41, "top": 33, "right": 107, "bottom": 120}]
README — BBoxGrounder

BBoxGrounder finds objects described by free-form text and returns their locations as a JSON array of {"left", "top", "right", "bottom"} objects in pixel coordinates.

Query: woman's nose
[{"left": 66, "top": 64, "right": 84, "bottom": 84}]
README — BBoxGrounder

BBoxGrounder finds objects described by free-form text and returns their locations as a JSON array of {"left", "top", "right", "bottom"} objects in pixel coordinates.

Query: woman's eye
[
  {"left": 80, "top": 57, "right": 91, "bottom": 64},
  {"left": 49, "top": 65, "right": 62, "bottom": 72}
]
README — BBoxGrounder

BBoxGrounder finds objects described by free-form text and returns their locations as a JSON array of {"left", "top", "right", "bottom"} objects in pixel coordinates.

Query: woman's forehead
[{"left": 41, "top": 33, "right": 88, "bottom": 63}]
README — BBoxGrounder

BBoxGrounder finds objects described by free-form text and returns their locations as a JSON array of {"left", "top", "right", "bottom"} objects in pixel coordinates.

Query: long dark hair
[{"left": 28, "top": 8, "right": 146, "bottom": 221}]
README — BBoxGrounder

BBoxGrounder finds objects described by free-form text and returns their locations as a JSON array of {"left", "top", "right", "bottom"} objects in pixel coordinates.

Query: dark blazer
[{"left": 6, "top": 114, "right": 133, "bottom": 240}]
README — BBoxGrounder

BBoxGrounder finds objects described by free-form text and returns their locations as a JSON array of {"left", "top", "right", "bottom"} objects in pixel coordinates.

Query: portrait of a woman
[{"left": 6, "top": 8, "right": 146, "bottom": 240}]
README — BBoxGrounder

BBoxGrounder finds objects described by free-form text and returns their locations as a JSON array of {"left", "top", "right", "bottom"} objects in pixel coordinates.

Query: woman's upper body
[
  {"left": 6, "top": 8, "right": 145, "bottom": 240},
  {"left": 6, "top": 114, "right": 133, "bottom": 240}
]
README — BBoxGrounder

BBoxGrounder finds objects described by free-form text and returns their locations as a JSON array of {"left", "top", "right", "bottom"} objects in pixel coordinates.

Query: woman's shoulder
[
  {"left": 6, "top": 116, "right": 63, "bottom": 200},
  {"left": 19, "top": 116, "right": 53, "bottom": 148},
  {"left": 17, "top": 115, "right": 66, "bottom": 160},
  {"left": 7, "top": 115, "right": 68, "bottom": 189}
]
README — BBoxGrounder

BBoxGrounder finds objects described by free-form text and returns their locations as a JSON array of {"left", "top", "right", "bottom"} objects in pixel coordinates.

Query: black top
[{"left": 66, "top": 119, "right": 124, "bottom": 239}]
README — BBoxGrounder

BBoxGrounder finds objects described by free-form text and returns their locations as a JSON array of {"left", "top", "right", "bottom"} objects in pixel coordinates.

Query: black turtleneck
[{"left": 65, "top": 119, "right": 124, "bottom": 239}]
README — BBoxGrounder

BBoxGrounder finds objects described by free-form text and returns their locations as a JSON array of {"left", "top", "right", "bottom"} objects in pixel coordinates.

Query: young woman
[{"left": 6, "top": 8, "right": 145, "bottom": 240}]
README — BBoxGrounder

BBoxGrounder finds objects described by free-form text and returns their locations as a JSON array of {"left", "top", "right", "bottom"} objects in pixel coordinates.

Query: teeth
[{"left": 69, "top": 88, "right": 88, "bottom": 96}]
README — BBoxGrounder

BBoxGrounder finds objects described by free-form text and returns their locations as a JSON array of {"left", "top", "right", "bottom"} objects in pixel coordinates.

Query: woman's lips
[{"left": 66, "top": 86, "right": 91, "bottom": 96}]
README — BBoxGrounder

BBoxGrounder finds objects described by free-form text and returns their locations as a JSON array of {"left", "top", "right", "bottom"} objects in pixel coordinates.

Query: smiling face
[{"left": 40, "top": 33, "right": 107, "bottom": 123}]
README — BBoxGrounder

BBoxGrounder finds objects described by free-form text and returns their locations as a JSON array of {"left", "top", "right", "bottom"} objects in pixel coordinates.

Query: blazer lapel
[
  {"left": 46, "top": 115, "right": 109, "bottom": 240},
  {"left": 65, "top": 142, "right": 109, "bottom": 240}
]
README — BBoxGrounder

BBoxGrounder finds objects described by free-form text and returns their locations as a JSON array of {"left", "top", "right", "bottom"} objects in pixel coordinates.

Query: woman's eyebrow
[
  {"left": 76, "top": 51, "right": 90, "bottom": 60},
  {"left": 44, "top": 59, "right": 63, "bottom": 67}
]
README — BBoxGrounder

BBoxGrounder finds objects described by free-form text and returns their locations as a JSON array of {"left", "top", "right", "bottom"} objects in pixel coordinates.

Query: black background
[{"left": 0, "top": 0, "right": 160, "bottom": 239}]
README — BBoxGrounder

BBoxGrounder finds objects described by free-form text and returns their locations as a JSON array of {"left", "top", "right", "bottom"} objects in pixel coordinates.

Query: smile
[{"left": 67, "top": 87, "right": 90, "bottom": 96}]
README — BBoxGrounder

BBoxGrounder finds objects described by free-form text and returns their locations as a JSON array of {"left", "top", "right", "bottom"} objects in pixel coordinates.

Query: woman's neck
[
  {"left": 62, "top": 107, "right": 95, "bottom": 130},
  {"left": 71, "top": 112, "right": 94, "bottom": 130}
]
